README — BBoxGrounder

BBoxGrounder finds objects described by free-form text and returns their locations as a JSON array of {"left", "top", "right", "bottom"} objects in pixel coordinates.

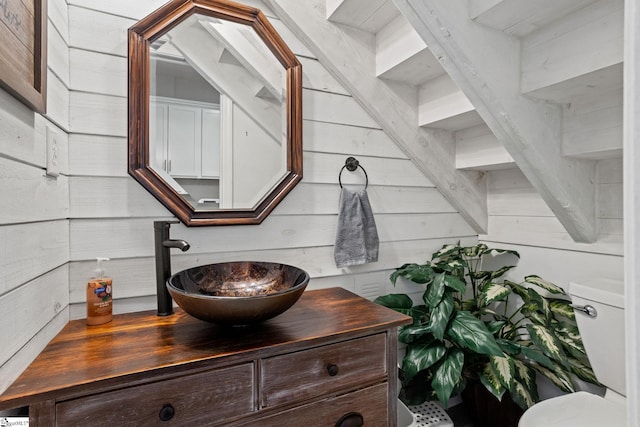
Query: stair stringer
[
  {"left": 395, "top": 0, "right": 597, "bottom": 243},
  {"left": 269, "top": 0, "right": 488, "bottom": 234}
]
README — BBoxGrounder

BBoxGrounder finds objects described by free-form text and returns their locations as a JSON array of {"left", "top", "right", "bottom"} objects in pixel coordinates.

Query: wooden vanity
[{"left": 0, "top": 287, "right": 411, "bottom": 426}]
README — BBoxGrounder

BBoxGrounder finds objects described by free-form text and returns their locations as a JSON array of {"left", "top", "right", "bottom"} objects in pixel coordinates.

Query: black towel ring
[{"left": 338, "top": 157, "right": 368, "bottom": 189}]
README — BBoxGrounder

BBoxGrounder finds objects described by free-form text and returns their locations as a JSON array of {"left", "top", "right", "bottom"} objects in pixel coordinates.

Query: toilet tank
[{"left": 569, "top": 278, "right": 625, "bottom": 396}]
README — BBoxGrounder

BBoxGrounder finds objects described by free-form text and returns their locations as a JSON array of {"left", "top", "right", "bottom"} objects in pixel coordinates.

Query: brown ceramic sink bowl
[{"left": 167, "top": 261, "right": 310, "bottom": 325}]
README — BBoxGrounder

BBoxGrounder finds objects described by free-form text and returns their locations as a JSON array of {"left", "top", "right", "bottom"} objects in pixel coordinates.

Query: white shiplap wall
[
  {"left": 0, "top": 0, "right": 71, "bottom": 393},
  {"left": 481, "top": 159, "right": 624, "bottom": 287},
  {"left": 64, "top": 0, "right": 476, "bottom": 321}
]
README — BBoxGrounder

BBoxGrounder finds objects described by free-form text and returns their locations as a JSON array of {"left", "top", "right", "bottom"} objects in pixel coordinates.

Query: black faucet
[{"left": 154, "top": 221, "right": 190, "bottom": 316}]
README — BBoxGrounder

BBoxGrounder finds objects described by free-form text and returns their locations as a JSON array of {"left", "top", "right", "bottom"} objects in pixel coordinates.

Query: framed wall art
[{"left": 0, "top": 0, "right": 47, "bottom": 113}]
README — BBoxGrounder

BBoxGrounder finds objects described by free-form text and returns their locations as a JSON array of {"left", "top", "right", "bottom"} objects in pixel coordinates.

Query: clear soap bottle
[{"left": 86, "top": 257, "right": 113, "bottom": 326}]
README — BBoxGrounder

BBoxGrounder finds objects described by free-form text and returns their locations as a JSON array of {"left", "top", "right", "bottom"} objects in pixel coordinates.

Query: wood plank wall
[
  {"left": 64, "top": 0, "right": 476, "bottom": 321},
  {"left": 0, "top": 0, "right": 71, "bottom": 393},
  {"left": 481, "top": 158, "right": 624, "bottom": 286}
]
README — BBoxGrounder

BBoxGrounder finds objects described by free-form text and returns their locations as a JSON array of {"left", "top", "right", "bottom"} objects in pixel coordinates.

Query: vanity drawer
[
  {"left": 56, "top": 363, "right": 254, "bottom": 426},
  {"left": 244, "top": 382, "right": 389, "bottom": 427},
  {"left": 260, "top": 333, "right": 387, "bottom": 408}
]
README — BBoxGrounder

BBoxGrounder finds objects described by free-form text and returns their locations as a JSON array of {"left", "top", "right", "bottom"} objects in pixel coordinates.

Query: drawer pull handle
[
  {"left": 327, "top": 363, "right": 340, "bottom": 376},
  {"left": 159, "top": 403, "right": 175, "bottom": 421},
  {"left": 335, "top": 412, "right": 364, "bottom": 427}
]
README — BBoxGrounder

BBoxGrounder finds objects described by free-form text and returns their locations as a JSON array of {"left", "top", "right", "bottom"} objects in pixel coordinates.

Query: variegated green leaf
[
  {"left": 567, "top": 357, "right": 600, "bottom": 385},
  {"left": 462, "top": 243, "right": 488, "bottom": 258},
  {"left": 489, "top": 354, "right": 515, "bottom": 389},
  {"left": 480, "top": 282, "right": 511, "bottom": 306},
  {"left": 549, "top": 299, "right": 576, "bottom": 320},
  {"left": 486, "top": 320, "right": 507, "bottom": 335},
  {"left": 391, "top": 264, "right": 434, "bottom": 285},
  {"left": 513, "top": 359, "right": 537, "bottom": 396},
  {"left": 443, "top": 274, "right": 466, "bottom": 293},
  {"left": 398, "top": 324, "right": 432, "bottom": 344},
  {"left": 374, "top": 294, "right": 413, "bottom": 315},
  {"left": 424, "top": 272, "right": 446, "bottom": 308},
  {"left": 510, "top": 379, "right": 536, "bottom": 410},
  {"left": 525, "top": 275, "right": 566, "bottom": 295},
  {"left": 505, "top": 280, "right": 528, "bottom": 299},
  {"left": 484, "top": 247, "right": 520, "bottom": 259},
  {"left": 429, "top": 291, "right": 454, "bottom": 340},
  {"left": 402, "top": 342, "right": 447, "bottom": 384},
  {"left": 447, "top": 311, "right": 504, "bottom": 356},
  {"left": 479, "top": 362, "right": 506, "bottom": 401},
  {"left": 432, "top": 348, "right": 465, "bottom": 407},
  {"left": 521, "top": 308, "right": 548, "bottom": 326},
  {"left": 488, "top": 265, "right": 517, "bottom": 281},
  {"left": 519, "top": 346, "right": 555, "bottom": 369},
  {"left": 432, "top": 244, "right": 460, "bottom": 260},
  {"left": 532, "top": 364, "right": 576, "bottom": 393},
  {"left": 526, "top": 324, "right": 569, "bottom": 367},
  {"left": 496, "top": 338, "right": 521, "bottom": 355},
  {"left": 555, "top": 327, "right": 587, "bottom": 358}
]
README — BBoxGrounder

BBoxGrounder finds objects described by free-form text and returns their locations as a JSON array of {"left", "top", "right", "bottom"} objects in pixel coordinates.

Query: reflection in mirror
[
  {"left": 149, "top": 13, "right": 287, "bottom": 210},
  {"left": 129, "top": 0, "right": 302, "bottom": 226}
]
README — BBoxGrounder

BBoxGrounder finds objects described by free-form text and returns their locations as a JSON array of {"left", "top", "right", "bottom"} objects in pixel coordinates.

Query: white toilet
[{"left": 519, "top": 278, "right": 627, "bottom": 427}]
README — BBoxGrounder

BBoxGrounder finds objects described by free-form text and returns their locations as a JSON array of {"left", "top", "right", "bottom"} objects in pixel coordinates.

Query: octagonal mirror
[{"left": 128, "top": 0, "right": 302, "bottom": 226}]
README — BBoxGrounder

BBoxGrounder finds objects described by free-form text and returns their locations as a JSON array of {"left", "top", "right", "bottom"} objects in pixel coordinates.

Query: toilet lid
[{"left": 518, "top": 391, "right": 626, "bottom": 427}]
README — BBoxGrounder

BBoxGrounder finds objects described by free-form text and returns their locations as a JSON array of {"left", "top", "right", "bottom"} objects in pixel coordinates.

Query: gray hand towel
[{"left": 334, "top": 186, "right": 379, "bottom": 268}]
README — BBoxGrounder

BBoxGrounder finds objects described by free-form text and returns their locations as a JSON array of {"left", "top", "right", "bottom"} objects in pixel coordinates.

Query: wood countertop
[{"left": 0, "top": 287, "right": 411, "bottom": 410}]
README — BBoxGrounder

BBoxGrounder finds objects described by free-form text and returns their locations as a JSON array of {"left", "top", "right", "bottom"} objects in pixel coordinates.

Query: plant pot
[{"left": 461, "top": 381, "right": 524, "bottom": 427}]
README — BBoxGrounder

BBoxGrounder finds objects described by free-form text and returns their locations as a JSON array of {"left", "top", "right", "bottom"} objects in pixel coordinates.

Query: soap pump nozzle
[{"left": 93, "top": 257, "right": 110, "bottom": 278}]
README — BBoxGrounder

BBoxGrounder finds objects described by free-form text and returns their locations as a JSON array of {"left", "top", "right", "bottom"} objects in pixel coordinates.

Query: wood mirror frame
[{"left": 128, "top": 0, "right": 302, "bottom": 226}]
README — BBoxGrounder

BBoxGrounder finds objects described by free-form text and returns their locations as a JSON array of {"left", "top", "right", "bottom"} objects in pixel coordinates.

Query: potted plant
[{"left": 375, "top": 243, "right": 600, "bottom": 426}]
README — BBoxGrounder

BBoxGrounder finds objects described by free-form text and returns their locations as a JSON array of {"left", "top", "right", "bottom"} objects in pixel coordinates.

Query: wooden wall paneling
[
  {"left": 48, "top": 0, "right": 69, "bottom": 45},
  {"left": 303, "top": 119, "right": 406, "bottom": 159},
  {"left": 303, "top": 89, "right": 380, "bottom": 128},
  {"left": 0, "top": 306, "right": 68, "bottom": 394},
  {"left": 69, "top": 92, "right": 126, "bottom": 136},
  {"left": 69, "top": 179, "right": 454, "bottom": 218},
  {"left": 0, "top": 88, "right": 42, "bottom": 165},
  {"left": 304, "top": 152, "right": 432, "bottom": 187},
  {"left": 0, "top": 159, "right": 69, "bottom": 224},
  {"left": 0, "top": 266, "right": 69, "bottom": 370},
  {"left": 68, "top": 134, "right": 127, "bottom": 177},
  {"left": 69, "top": 213, "right": 474, "bottom": 261},
  {"left": 300, "top": 57, "right": 349, "bottom": 95},
  {"left": 45, "top": 70, "right": 70, "bottom": 130},
  {"left": 67, "top": 0, "right": 171, "bottom": 20},
  {"left": 562, "top": 87, "right": 623, "bottom": 158},
  {"left": 69, "top": 49, "right": 127, "bottom": 97},
  {"left": 455, "top": 124, "right": 514, "bottom": 170},
  {"left": 482, "top": 215, "right": 623, "bottom": 256},
  {"left": 48, "top": 18, "right": 70, "bottom": 88},
  {"left": 69, "top": 176, "right": 168, "bottom": 218},
  {"left": 68, "top": 6, "right": 134, "bottom": 57},
  {"left": 521, "top": 0, "right": 623, "bottom": 94},
  {"left": 269, "top": 18, "right": 315, "bottom": 58},
  {"left": 275, "top": 184, "right": 456, "bottom": 215},
  {"left": 0, "top": 220, "right": 69, "bottom": 295}
]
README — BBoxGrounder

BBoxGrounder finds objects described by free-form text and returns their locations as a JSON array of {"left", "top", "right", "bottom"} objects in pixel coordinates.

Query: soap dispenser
[{"left": 87, "top": 257, "right": 113, "bottom": 325}]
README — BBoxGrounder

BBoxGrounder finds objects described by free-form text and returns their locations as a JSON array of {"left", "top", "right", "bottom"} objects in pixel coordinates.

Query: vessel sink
[{"left": 167, "top": 261, "right": 310, "bottom": 325}]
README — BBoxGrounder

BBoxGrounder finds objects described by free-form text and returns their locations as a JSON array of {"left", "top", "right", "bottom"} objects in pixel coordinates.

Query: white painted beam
[
  {"left": 395, "top": 0, "right": 597, "bottom": 242},
  {"left": 269, "top": 0, "right": 488, "bottom": 233}
]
